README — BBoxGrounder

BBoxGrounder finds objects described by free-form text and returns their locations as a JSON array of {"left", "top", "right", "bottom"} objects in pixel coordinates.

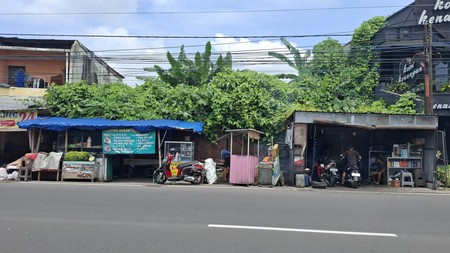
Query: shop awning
[{"left": 18, "top": 117, "right": 204, "bottom": 133}]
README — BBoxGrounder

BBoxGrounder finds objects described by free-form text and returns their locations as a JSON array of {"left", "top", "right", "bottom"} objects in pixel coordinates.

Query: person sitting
[
  {"left": 370, "top": 156, "right": 386, "bottom": 185},
  {"left": 220, "top": 149, "right": 230, "bottom": 183}
]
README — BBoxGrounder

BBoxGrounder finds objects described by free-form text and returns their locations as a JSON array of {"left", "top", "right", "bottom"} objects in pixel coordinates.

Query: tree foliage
[
  {"left": 283, "top": 16, "right": 414, "bottom": 113},
  {"left": 268, "top": 37, "right": 311, "bottom": 81},
  {"left": 309, "top": 38, "right": 346, "bottom": 76},
  {"left": 44, "top": 82, "right": 147, "bottom": 120},
  {"left": 349, "top": 16, "right": 386, "bottom": 66},
  {"left": 205, "top": 70, "right": 291, "bottom": 140},
  {"left": 42, "top": 16, "right": 421, "bottom": 145},
  {"left": 44, "top": 70, "right": 292, "bottom": 141},
  {"left": 146, "top": 42, "right": 232, "bottom": 87}
]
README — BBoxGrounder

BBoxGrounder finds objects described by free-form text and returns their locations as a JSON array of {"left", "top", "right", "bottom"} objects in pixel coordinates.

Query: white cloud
[
  {"left": 150, "top": 0, "right": 176, "bottom": 6},
  {"left": 77, "top": 26, "right": 167, "bottom": 87}
]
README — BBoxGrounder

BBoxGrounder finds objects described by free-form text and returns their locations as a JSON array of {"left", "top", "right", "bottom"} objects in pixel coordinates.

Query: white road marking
[{"left": 208, "top": 224, "right": 398, "bottom": 237}]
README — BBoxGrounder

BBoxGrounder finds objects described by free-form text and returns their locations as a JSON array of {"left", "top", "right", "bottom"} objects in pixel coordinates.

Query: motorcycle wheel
[
  {"left": 154, "top": 170, "right": 167, "bottom": 184},
  {"left": 190, "top": 172, "right": 204, "bottom": 185},
  {"left": 351, "top": 180, "right": 358, "bottom": 188},
  {"left": 329, "top": 174, "right": 336, "bottom": 187}
]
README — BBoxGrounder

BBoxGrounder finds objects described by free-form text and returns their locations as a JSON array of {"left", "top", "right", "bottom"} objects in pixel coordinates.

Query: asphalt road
[{"left": 0, "top": 182, "right": 449, "bottom": 253}]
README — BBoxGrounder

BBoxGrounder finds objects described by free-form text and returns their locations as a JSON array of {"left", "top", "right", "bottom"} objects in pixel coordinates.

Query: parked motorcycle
[
  {"left": 313, "top": 153, "right": 329, "bottom": 181},
  {"left": 153, "top": 148, "right": 205, "bottom": 185},
  {"left": 343, "top": 165, "right": 361, "bottom": 188},
  {"left": 320, "top": 160, "right": 339, "bottom": 187}
]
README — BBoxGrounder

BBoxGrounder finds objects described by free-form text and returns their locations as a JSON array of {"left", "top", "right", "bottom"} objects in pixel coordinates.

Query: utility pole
[{"left": 424, "top": 23, "right": 434, "bottom": 115}]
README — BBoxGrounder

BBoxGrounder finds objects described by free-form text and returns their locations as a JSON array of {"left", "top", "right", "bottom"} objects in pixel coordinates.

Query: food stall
[
  {"left": 257, "top": 144, "right": 283, "bottom": 186},
  {"left": 18, "top": 117, "right": 204, "bottom": 182},
  {"left": 227, "top": 129, "right": 263, "bottom": 185}
]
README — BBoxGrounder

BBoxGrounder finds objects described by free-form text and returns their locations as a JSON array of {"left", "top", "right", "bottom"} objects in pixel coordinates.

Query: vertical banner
[{"left": 102, "top": 129, "right": 156, "bottom": 154}]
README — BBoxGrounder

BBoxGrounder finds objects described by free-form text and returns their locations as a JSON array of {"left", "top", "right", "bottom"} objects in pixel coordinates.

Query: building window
[{"left": 8, "top": 66, "right": 26, "bottom": 87}]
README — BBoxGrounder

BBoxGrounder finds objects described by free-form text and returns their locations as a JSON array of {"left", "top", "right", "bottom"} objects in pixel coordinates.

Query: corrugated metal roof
[
  {"left": 0, "top": 36, "right": 74, "bottom": 49},
  {"left": 0, "top": 128, "right": 27, "bottom": 132},
  {"left": 294, "top": 111, "right": 438, "bottom": 130},
  {"left": 0, "top": 96, "right": 41, "bottom": 110}
]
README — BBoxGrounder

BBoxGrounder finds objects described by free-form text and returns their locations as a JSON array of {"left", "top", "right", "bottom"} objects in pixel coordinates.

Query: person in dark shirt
[
  {"left": 371, "top": 156, "right": 386, "bottom": 185},
  {"left": 221, "top": 149, "right": 231, "bottom": 182},
  {"left": 341, "top": 144, "right": 361, "bottom": 185}
]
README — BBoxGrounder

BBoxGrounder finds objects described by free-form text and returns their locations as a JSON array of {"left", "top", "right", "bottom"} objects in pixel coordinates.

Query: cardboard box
[
  {"left": 391, "top": 178, "right": 400, "bottom": 187},
  {"left": 413, "top": 138, "right": 426, "bottom": 145}
]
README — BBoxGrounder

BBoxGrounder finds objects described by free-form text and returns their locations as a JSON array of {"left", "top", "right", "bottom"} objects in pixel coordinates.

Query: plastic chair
[{"left": 401, "top": 171, "right": 414, "bottom": 187}]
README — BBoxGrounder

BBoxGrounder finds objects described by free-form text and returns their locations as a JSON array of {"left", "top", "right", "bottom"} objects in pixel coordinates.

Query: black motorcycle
[{"left": 343, "top": 165, "right": 361, "bottom": 188}]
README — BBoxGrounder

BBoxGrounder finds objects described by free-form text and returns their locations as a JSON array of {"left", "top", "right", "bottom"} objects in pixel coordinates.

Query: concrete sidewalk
[
  {"left": 143, "top": 180, "right": 450, "bottom": 194},
  {"left": 7, "top": 179, "right": 450, "bottom": 195}
]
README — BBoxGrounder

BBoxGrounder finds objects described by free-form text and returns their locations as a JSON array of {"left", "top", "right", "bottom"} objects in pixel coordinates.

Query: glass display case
[
  {"left": 164, "top": 141, "right": 194, "bottom": 162},
  {"left": 57, "top": 130, "right": 102, "bottom": 153}
]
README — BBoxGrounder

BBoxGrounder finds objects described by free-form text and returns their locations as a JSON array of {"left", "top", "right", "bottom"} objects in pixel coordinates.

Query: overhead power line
[
  {"left": 0, "top": 5, "right": 417, "bottom": 16},
  {"left": 0, "top": 33, "right": 353, "bottom": 39}
]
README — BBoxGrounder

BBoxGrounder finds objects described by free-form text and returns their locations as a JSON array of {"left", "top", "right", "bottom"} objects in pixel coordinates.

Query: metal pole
[
  {"left": 27, "top": 129, "right": 32, "bottom": 151},
  {"left": 36, "top": 129, "right": 42, "bottom": 152},
  {"left": 64, "top": 129, "right": 68, "bottom": 153},
  {"left": 247, "top": 134, "right": 250, "bottom": 156},
  {"left": 31, "top": 129, "right": 35, "bottom": 153},
  {"left": 230, "top": 132, "right": 234, "bottom": 156},
  {"left": 424, "top": 23, "right": 434, "bottom": 115},
  {"left": 442, "top": 130, "right": 448, "bottom": 187},
  {"left": 158, "top": 130, "right": 161, "bottom": 167}
]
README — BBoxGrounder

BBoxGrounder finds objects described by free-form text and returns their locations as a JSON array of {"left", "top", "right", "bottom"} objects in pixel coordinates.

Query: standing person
[
  {"left": 220, "top": 149, "right": 231, "bottom": 183},
  {"left": 341, "top": 144, "right": 362, "bottom": 185}
]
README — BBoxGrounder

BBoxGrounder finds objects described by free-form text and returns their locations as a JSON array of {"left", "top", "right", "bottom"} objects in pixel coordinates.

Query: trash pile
[{"left": 0, "top": 166, "right": 18, "bottom": 181}]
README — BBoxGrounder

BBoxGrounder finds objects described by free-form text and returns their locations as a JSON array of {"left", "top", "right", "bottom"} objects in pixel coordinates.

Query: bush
[
  {"left": 63, "top": 151, "right": 90, "bottom": 161},
  {"left": 437, "top": 165, "right": 450, "bottom": 186}
]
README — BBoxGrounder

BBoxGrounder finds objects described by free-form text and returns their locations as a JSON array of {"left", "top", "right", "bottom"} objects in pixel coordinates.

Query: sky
[{"left": 0, "top": 0, "right": 415, "bottom": 86}]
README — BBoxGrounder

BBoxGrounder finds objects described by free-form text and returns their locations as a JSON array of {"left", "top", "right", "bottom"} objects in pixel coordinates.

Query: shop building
[
  {"left": 17, "top": 117, "right": 204, "bottom": 182},
  {"left": 0, "top": 37, "right": 123, "bottom": 166},
  {"left": 284, "top": 111, "right": 438, "bottom": 189},
  {"left": 372, "top": 0, "right": 450, "bottom": 155}
]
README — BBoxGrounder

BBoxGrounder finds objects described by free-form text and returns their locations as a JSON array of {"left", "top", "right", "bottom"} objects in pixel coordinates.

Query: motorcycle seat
[{"left": 177, "top": 161, "right": 198, "bottom": 169}]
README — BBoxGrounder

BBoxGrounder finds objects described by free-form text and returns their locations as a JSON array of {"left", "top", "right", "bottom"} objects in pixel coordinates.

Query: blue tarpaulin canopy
[{"left": 18, "top": 117, "right": 204, "bottom": 133}]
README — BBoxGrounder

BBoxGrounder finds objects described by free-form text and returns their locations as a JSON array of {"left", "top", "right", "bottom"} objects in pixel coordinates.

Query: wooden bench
[{"left": 36, "top": 169, "right": 61, "bottom": 181}]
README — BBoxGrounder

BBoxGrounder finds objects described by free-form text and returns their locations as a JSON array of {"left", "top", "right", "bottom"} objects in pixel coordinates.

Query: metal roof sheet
[{"left": 0, "top": 96, "right": 37, "bottom": 110}]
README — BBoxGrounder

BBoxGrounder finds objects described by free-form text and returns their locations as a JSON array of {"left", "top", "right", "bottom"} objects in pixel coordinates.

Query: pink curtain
[{"left": 229, "top": 155, "right": 258, "bottom": 184}]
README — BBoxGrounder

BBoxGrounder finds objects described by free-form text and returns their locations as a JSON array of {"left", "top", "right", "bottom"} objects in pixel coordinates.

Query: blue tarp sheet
[{"left": 18, "top": 117, "right": 204, "bottom": 133}]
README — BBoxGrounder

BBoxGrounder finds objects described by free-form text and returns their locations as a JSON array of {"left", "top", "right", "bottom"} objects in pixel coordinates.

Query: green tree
[
  {"left": 146, "top": 42, "right": 232, "bottom": 87},
  {"left": 268, "top": 37, "right": 311, "bottom": 80},
  {"left": 387, "top": 92, "right": 419, "bottom": 114},
  {"left": 44, "top": 82, "right": 147, "bottom": 120},
  {"left": 206, "top": 70, "right": 290, "bottom": 140},
  {"left": 136, "top": 79, "right": 213, "bottom": 122},
  {"left": 348, "top": 16, "right": 386, "bottom": 66},
  {"left": 309, "top": 38, "right": 346, "bottom": 76}
]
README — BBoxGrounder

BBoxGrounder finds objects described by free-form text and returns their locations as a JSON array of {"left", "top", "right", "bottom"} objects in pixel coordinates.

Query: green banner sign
[{"left": 102, "top": 129, "right": 156, "bottom": 154}]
